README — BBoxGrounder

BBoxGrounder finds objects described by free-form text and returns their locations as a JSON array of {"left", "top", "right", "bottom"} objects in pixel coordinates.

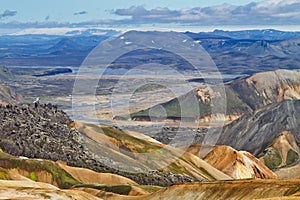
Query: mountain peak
[{"left": 203, "top": 145, "right": 277, "bottom": 179}]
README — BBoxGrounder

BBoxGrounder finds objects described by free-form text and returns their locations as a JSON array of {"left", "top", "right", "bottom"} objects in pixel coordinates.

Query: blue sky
[
  {"left": 1, "top": 0, "right": 263, "bottom": 22},
  {"left": 1, "top": 0, "right": 300, "bottom": 30}
]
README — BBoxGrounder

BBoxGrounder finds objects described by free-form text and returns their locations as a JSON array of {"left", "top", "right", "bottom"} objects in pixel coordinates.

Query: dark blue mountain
[{"left": 0, "top": 29, "right": 299, "bottom": 74}]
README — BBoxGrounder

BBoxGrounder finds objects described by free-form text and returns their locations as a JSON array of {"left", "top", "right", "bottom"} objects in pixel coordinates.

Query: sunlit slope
[
  {"left": 76, "top": 122, "right": 232, "bottom": 182},
  {"left": 139, "top": 179, "right": 300, "bottom": 200},
  {"left": 0, "top": 149, "right": 151, "bottom": 198},
  {"left": 185, "top": 145, "right": 277, "bottom": 179}
]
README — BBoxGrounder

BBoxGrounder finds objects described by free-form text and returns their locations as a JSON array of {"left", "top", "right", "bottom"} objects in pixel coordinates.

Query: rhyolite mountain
[
  {"left": 130, "top": 69, "right": 300, "bottom": 122},
  {"left": 186, "top": 145, "right": 277, "bottom": 180},
  {"left": 217, "top": 100, "right": 300, "bottom": 169},
  {"left": 230, "top": 69, "right": 300, "bottom": 110}
]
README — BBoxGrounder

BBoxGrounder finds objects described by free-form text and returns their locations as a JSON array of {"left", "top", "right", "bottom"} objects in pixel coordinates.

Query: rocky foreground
[
  {"left": 0, "top": 103, "right": 196, "bottom": 186},
  {"left": 1, "top": 150, "right": 300, "bottom": 200},
  {"left": 0, "top": 102, "right": 299, "bottom": 199}
]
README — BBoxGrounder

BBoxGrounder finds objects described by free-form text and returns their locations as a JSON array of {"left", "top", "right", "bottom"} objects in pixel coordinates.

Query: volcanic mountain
[
  {"left": 218, "top": 100, "right": 300, "bottom": 169},
  {"left": 186, "top": 145, "right": 277, "bottom": 179},
  {"left": 130, "top": 69, "right": 300, "bottom": 123}
]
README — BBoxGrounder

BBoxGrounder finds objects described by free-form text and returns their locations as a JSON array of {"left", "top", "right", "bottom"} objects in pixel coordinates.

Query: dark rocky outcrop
[
  {"left": 0, "top": 103, "right": 196, "bottom": 186},
  {"left": 0, "top": 103, "right": 86, "bottom": 163}
]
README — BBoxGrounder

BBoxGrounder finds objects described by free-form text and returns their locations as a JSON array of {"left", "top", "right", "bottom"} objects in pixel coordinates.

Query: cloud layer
[
  {"left": 114, "top": 0, "right": 300, "bottom": 25},
  {"left": 0, "top": 10, "right": 17, "bottom": 19},
  {"left": 0, "top": 0, "right": 300, "bottom": 29}
]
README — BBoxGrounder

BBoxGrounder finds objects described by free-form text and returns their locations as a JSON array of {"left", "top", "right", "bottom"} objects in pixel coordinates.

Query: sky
[
  {"left": 1, "top": 0, "right": 300, "bottom": 32},
  {"left": 1, "top": 0, "right": 263, "bottom": 22}
]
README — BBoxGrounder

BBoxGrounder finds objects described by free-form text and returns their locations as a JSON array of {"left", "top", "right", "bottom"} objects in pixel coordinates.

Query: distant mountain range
[
  {"left": 0, "top": 29, "right": 300, "bottom": 75},
  {"left": 0, "top": 34, "right": 109, "bottom": 66},
  {"left": 208, "top": 29, "right": 300, "bottom": 40}
]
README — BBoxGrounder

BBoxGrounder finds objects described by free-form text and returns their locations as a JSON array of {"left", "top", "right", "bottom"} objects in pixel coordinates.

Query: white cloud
[
  {"left": 9, "top": 27, "right": 109, "bottom": 36},
  {"left": 112, "top": 0, "right": 300, "bottom": 25},
  {"left": 1, "top": 0, "right": 300, "bottom": 29}
]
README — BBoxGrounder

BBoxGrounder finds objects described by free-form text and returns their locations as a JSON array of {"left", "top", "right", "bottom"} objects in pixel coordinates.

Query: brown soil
[{"left": 57, "top": 161, "right": 138, "bottom": 186}]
